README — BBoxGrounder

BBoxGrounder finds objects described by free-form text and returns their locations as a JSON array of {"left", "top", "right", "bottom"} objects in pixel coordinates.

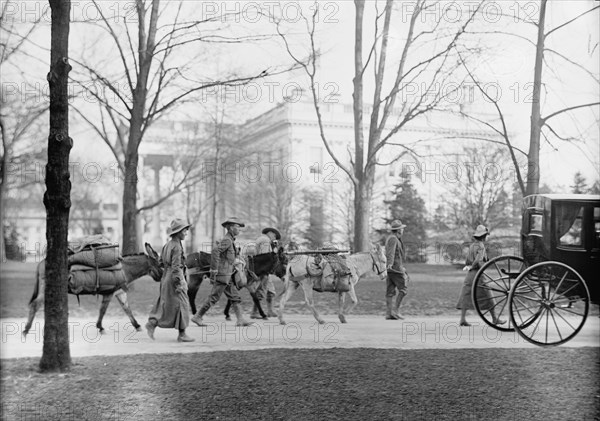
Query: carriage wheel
[
  {"left": 472, "top": 255, "right": 526, "bottom": 332},
  {"left": 508, "top": 262, "right": 590, "bottom": 346}
]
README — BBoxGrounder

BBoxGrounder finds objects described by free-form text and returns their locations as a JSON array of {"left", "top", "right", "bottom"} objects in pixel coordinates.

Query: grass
[
  {"left": 0, "top": 261, "right": 465, "bottom": 320},
  {"left": 1, "top": 348, "right": 598, "bottom": 420}
]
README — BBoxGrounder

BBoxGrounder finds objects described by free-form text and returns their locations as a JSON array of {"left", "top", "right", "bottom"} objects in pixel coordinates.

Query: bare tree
[
  {"left": 461, "top": 1, "right": 599, "bottom": 196},
  {"left": 70, "top": 0, "right": 288, "bottom": 254},
  {"left": 525, "top": 0, "right": 599, "bottom": 195},
  {"left": 444, "top": 146, "right": 514, "bottom": 231},
  {"left": 278, "top": 0, "right": 481, "bottom": 251},
  {"left": 39, "top": 0, "right": 72, "bottom": 372},
  {"left": 0, "top": 7, "right": 47, "bottom": 261}
]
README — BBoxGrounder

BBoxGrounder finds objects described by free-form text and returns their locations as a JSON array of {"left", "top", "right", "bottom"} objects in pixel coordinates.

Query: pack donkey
[
  {"left": 278, "top": 244, "right": 387, "bottom": 325},
  {"left": 186, "top": 246, "right": 287, "bottom": 320},
  {"left": 23, "top": 243, "right": 163, "bottom": 336}
]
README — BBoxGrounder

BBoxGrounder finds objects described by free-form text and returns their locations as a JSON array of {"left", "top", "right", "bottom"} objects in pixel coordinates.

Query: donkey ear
[{"left": 145, "top": 243, "right": 159, "bottom": 261}]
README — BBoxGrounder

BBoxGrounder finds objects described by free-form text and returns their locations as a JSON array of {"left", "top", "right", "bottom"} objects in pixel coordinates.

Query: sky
[{"left": 3, "top": 0, "right": 599, "bottom": 193}]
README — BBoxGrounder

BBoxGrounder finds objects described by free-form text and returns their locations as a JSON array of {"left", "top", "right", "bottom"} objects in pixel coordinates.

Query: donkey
[
  {"left": 185, "top": 251, "right": 211, "bottom": 315},
  {"left": 278, "top": 244, "right": 387, "bottom": 325},
  {"left": 187, "top": 246, "right": 287, "bottom": 320},
  {"left": 23, "top": 243, "right": 163, "bottom": 336}
]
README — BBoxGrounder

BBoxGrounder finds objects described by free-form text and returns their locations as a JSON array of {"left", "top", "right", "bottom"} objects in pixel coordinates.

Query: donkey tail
[{"left": 29, "top": 260, "right": 45, "bottom": 304}]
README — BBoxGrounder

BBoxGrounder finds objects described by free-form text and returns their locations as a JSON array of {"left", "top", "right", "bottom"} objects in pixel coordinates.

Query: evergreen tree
[
  {"left": 384, "top": 174, "right": 427, "bottom": 262},
  {"left": 571, "top": 171, "right": 588, "bottom": 194}
]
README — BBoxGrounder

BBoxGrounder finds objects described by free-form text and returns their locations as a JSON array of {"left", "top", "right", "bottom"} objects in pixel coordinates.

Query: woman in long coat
[
  {"left": 146, "top": 219, "right": 195, "bottom": 342},
  {"left": 456, "top": 225, "right": 505, "bottom": 327}
]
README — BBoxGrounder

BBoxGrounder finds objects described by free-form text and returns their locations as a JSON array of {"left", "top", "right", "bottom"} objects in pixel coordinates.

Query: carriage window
[
  {"left": 529, "top": 213, "right": 543, "bottom": 234},
  {"left": 558, "top": 207, "right": 583, "bottom": 247}
]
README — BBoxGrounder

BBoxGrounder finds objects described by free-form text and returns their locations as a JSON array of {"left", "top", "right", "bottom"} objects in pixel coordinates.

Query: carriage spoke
[
  {"left": 549, "top": 270, "right": 568, "bottom": 302},
  {"left": 553, "top": 304, "right": 587, "bottom": 318}
]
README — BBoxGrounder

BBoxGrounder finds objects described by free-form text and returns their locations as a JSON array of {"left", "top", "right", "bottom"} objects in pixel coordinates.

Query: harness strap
[{"left": 92, "top": 245, "right": 100, "bottom": 294}]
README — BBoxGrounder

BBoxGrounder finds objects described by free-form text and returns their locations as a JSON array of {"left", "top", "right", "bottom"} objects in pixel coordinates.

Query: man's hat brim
[
  {"left": 222, "top": 217, "right": 245, "bottom": 228},
  {"left": 262, "top": 227, "right": 281, "bottom": 240}
]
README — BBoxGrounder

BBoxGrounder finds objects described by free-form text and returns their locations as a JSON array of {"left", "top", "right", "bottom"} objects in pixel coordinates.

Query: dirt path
[{"left": 2, "top": 314, "right": 598, "bottom": 359}]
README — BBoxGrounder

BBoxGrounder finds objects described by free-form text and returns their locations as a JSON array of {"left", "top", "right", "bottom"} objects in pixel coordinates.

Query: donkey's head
[
  {"left": 273, "top": 245, "right": 288, "bottom": 279},
  {"left": 371, "top": 243, "right": 387, "bottom": 280},
  {"left": 233, "top": 257, "right": 247, "bottom": 289},
  {"left": 144, "top": 243, "right": 164, "bottom": 282}
]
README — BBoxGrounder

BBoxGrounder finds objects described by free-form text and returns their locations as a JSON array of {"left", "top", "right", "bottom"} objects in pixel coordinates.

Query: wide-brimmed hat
[
  {"left": 262, "top": 227, "right": 281, "bottom": 240},
  {"left": 166, "top": 218, "right": 191, "bottom": 236},
  {"left": 390, "top": 219, "right": 407, "bottom": 231},
  {"left": 473, "top": 225, "right": 489, "bottom": 238},
  {"left": 221, "top": 217, "right": 245, "bottom": 228}
]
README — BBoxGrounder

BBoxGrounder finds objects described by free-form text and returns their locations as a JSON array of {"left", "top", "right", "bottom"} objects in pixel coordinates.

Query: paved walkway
[{"left": 2, "top": 314, "right": 598, "bottom": 359}]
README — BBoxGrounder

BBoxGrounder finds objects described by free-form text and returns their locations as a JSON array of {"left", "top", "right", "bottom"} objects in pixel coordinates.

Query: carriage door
[
  {"left": 554, "top": 203, "right": 585, "bottom": 275},
  {"left": 554, "top": 203, "right": 599, "bottom": 292}
]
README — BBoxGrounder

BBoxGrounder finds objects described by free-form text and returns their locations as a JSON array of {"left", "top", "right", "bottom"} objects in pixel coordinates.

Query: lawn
[
  {"left": 0, "top": 261, "right": 465, "bottom": 320},
  {"left": 1, "top": 348, "right": 598, "bottom": 420}
]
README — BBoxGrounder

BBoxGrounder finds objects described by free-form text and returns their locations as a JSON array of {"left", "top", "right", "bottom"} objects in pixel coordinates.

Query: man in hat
[
  {"left": 250, "top": 227, "right": 281, "bottom": 318},
  {"left": 191, "top": 217, "right": 253, "bottom": 327},
  {"left": 384, "top": 219, "right": 409, "bottom": 320}
]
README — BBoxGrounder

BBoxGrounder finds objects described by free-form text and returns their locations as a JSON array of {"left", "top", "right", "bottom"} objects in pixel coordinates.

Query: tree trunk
[
  {"left": 525, "top": 0, "right": 547, "bottom": 196},
  {"left": 0, "top": 116, "right": 7, "bottom": 261},
  {"left": 119, "top": 0, "right": 160, "bottom": 254},
  {"left": 39, "top": 0, "right": 72, "bottom": 372},
  {"left": 121, "top": 153, "right": 140, "bottom": 255},
  {"left": 352, "top": 0, "right": 368, "bottom": 252},
  {"left": 354, "top": 180, "right": 372, "bottom": 252}
]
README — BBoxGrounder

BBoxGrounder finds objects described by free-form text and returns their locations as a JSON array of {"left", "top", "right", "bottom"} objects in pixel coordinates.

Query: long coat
[
  {"left": 456, "top": 240, "right": 492, "bottom": 310},
  {"left": 149, "top": 238, "right": 190, "bottom": 329}
]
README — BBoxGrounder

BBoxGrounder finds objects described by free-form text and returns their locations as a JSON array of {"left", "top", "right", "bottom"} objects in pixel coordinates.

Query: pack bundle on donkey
[
  {"left": 24, "top": 240, "right": 163, "bottom": 336},
  {"left": 278, "top": 244, "right": 387, "bottom": 325},
  {"left": 67, "top": 236, "right": 126, "bottom": 297}
]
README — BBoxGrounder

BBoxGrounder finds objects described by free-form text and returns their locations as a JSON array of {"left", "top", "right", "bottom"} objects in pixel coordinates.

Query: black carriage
[{"left": 472, "top": 194, "right": 600, "bottom": 346}]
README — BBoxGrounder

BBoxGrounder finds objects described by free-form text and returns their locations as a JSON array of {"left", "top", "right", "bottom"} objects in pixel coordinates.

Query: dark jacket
[
  {"left": 210, "top": 232, "right": 238, "bottom": 283},
  {"left": 385, "top": 233, "right": 406, "bottom": 274}
]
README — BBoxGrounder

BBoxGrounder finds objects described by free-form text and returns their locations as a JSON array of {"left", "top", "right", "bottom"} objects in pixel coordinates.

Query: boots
[
  {"left": 250, "top": 303, "right": 262, "bottom": 319},
  {"left": 191, "top": 307, "right": 208, "bottom": 327},
  {"left": 233, "top": 303, "right": 254, "bottom": 327},
  {"left": 394, "top": 292, "right": 406, "bottom": 320},
  {"left": 385, "top": 296, "right": 399, "bottom": 320},
  {"left": 266, "top": 296, "right": 278, "bottom": 317},
  {"left": 145, "top": 320, "right": 157, "bottom": 339},
  {"left": 177, "top": 329, "right": 195, "bottom": 342}
]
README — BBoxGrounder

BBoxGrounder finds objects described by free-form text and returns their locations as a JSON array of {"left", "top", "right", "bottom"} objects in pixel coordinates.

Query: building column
[{"left": 151, "top": 164, "right": 163, "bottom": 247}]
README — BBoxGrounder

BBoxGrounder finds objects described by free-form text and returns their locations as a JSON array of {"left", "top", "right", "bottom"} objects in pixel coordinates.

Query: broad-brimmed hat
[
  {"left": 262, "top": 227, "right": 281, "bottom": 240},
  {"left": 166, "top": 218, "right": 191, "bottom": 236},
  {"left": 390, "top": 219, "right": 407, "bottom": 231},
  {"left": 473, "top": 225, "right": 489, "bottom": 238},
  {"left": 221, "top": 217, "right": 245, "bottom": 228}
]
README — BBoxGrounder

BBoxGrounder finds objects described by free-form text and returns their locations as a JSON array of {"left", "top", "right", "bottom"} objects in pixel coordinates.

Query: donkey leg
[
  {"left": 187, "top": 275, "right": 202, "bottom": 315},
  {"left": 96, "top": 293, "right": 114, "bottom": 334},
  {"left": 114, "top": 289, "right": 141, "bottom": 331},
  {"left": 23, "top": 298, "right": 42, "bottom": 336},
  {"left": 300, "top": 280, "right": 325, "bottom": 325},
  {"left": 338, "top": 292, "right": 347, "bottom": 324},
  {"left": 251, "top": 292, "right": 268, "bottom": 319},
  {"left": 341, "top": 284, "right": 359, "bottom": 323},
  {"left": 278, "top": 280, "right": 299, "bottom": 325},
  {"left": 224, "top": 300, "right": 232, "bottom": 321},
  {"left": 345, "top": 284, "right": 359, "bottom": 315}
]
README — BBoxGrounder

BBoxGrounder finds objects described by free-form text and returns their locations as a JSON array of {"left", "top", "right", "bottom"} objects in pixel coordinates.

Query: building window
[{"left": 309, "top": 146, "right": 323, "bottom": 174}]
